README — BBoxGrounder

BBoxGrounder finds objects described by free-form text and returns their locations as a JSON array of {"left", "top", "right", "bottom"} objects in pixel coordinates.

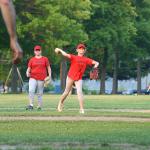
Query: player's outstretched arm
[
  {"left": 92, "top": 60, "right": 99, "bottom": 68},
  {"left": 55, "top": 48, "right": 71, "bottom": 59}
]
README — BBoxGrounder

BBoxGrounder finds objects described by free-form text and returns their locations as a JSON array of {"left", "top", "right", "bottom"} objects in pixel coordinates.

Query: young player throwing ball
[
  {"left": 26, "top": 45, "right": 51, "bottom": 110},
  {"left": 55, "top": 43, "right": 99, "bottom": 114}
]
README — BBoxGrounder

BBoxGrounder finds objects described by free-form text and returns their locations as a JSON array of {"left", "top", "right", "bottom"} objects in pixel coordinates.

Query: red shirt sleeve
[
  {"left": 69, "top": 54, "right": 75, "bottom": 61},
  {"left": 28, "top": 58, "right": 32, "bottom": 68},
  {"left": 45, "top": 57, "right": 50, "bottom": 67},
  {"left": 86, "top": 57, "right": 93, "bottom": 66}
]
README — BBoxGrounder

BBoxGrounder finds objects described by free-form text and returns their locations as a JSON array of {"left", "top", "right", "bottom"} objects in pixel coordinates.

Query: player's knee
[
  {"left": 63, "top": 90, "right": 70, "bottom": 96},
  {"left": 77, "top": 90, "right": 83, "bottom": 95},
  {"left": 29, "top": 90, "right": 34, "bottom": 95}
]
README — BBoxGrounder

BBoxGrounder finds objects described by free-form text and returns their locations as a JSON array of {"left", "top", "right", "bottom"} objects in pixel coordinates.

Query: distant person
[
  {"left": 26, "top": 45, "right": 51, "bottom": 110},
  {"left": 0, "top": 0, "right": 23, "bottom": 64},
  {"left": 147, "top": 85, "right": 150, "bottom": 92},
  {"left": 55, "top": 43, "right": 99, "bottom": 114}
]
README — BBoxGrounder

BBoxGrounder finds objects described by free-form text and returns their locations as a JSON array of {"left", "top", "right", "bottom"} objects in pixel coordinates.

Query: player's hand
[
  {"left": 55, "top": 48, "right": 61, "bottom": 54},
  {"left": 44, "top": 76, "right": 51, "bottom": 87}
]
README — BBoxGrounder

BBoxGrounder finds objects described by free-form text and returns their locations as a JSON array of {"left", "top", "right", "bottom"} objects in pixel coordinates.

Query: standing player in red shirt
[
  {"left": 26, "top": 45, "right": 51, "bottom": 110},
  {"left": 55, "top": 43, "right": 99, "bottom": 114}
]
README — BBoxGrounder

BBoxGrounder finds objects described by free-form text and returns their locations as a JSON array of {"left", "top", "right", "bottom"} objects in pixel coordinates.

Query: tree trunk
[
  {"left": 11, "top": 64, "right": 18, "bottom": 93},
  {"left": 112, "top": 49, "right": 119, "bottom": 94},
  {"left": 100, "top": 48, "right": 108, "bottom": 94},
  {"left": 137, "top": 59, "right": 141, "bottom": 94},
  {"left": 60, "top": 58, "right": 67, "bottom": 92}
]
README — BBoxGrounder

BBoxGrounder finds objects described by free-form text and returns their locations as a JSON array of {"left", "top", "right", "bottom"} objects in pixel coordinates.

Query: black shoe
[
  {"left": 26, "top": 105, "right": 33, "bottom": 110},
  {"left": 37, "top": 106, "right": 41, "bottom": 111}
]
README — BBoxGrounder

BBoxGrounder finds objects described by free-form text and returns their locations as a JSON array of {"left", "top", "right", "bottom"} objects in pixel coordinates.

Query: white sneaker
[
  {"left": 79, "top": 109, "right": 84, "bottom": 114},
  {"left": 57, "top": 102, "right": 63, "bottom": 112}
]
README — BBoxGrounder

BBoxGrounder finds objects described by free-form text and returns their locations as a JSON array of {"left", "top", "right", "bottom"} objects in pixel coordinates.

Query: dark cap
[
  {"left": 76, "top": 43, "right": 86, "bottom": 49},
  {"left": 34, "top": 45, "right": 42, "bottom": 51}
]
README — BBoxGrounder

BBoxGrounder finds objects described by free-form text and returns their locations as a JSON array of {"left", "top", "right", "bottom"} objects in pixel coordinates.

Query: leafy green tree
[
  {"left": 13, "top": 0, "right": 91, "bottom": 90},
  {"left": 132, "top": 0, "right": 150, "bottom": 93},
  {"left": 85, "top": 0, "right": 136, "bottom": 94}
]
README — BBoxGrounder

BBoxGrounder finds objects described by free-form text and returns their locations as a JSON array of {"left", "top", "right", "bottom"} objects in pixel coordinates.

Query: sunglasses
[
  {"left": 34, "top": 49, "right": 41, "bottom": 51},
  {"left": 78, "top": 47, "right": 85, "bottom": 50}
]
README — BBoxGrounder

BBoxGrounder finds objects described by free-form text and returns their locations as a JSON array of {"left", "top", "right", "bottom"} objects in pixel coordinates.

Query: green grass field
[{"left": 0, "top": 94, "right": 150, "bottom": 150}]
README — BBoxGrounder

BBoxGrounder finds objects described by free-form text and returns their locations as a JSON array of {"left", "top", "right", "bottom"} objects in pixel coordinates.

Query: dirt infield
[
  {"left": 1, "top": 116, "right": 150, "bottom": 122},
  {"left": 1, "top": 143, "right": 149, "bottom": 150},
  {"left": 0, "top": 143, "right": 150, "bottom": 150},
  {"left": 1, "top": 108, "right": 150, "bottom": 112},
  {"left": 1, "top": 108, "right": 150, "bottom": 122}
]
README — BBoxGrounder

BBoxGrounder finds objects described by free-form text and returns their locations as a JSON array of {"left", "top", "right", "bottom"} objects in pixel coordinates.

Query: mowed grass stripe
[
  {"left": 0, "top": 94, "right": 150, "bottom": 117},
  {"left": 0, "top": 121, "right": 150, "bottom": 145},
  {"left": 0, "top": 94, "right": 150, "bottom": 110}
]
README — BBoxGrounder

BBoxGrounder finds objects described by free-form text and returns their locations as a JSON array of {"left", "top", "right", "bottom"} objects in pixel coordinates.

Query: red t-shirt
[
  {"left": 28, "top": 56, "right": 50, "bottom": 80},
  {"left": 68, "top": 54, "right": 93, "bottom": 81}
]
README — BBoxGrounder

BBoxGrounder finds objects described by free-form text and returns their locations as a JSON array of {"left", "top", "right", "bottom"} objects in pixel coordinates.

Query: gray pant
[{"left": 29, "top": 78, "right": 44, "bottom": 106}]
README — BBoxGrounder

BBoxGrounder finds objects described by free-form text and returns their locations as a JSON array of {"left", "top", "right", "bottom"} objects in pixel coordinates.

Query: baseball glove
[
  {"left": 44, "top": 76, "right": 51, "bottom": 87},
  {"left": 90, "top": 68, "right": 99, "bottom": 80}
]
